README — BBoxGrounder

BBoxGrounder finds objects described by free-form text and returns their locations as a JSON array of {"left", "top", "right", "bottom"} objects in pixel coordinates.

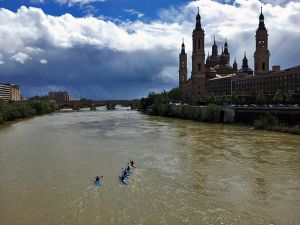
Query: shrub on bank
[
  {"left": 0, "top": 100, "right": 55, "bottom": 124},
  {"left": 269, "top": 125, "right": 300, "bottom": 135},
  {"left": 0, "top": 114, "right": 4, "bottom": 124},
  {"left": 254, "top": 112, "right": 279, "bottom": 130},
  {"left": 201, "top": 104, "right": 221, "bottom": 122}
]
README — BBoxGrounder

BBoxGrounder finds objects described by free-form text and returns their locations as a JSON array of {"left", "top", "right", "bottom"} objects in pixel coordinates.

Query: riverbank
[
  {"left": 0, "top": 100, "right": 55, "bottom": 125},
  {"left": 141, "top": 103, "right": 300, "bottom": 135}
]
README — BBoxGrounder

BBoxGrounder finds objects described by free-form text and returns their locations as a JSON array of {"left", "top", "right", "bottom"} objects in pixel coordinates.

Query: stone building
[
  {"left": 48, "top": 91, "right": 70, "bottom": 104},
  {"left": 0, "top": 83, "right": 21, "bottom": 102},
  {"left": 180, "top": 8, "right": 300, "bottom": 100},
  {"left": 179, "top": 8, "right": 237, "bottom": 100}
]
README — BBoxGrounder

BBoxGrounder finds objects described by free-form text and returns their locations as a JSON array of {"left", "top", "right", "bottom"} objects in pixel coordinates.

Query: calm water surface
[{"left": 0, "top": 109, "right": 299, "bottom": 225}]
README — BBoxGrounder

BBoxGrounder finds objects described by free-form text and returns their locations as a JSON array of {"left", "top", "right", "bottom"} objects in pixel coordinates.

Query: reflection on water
[{"left": 0, "top": 110, "right": 300, "bottom": 225}]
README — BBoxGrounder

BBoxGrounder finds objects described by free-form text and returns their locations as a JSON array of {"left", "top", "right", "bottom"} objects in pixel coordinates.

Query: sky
[{"left": 0, "top": 0, "right": 299, "bottom": 99}]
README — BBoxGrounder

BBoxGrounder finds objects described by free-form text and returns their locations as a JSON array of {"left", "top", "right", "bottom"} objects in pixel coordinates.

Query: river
[{"left": 0, "top": 109, "right": 299, "bottom": 225}]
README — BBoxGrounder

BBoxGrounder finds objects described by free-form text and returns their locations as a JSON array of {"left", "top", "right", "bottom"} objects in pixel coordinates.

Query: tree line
[{"left": 0, "top": 100, "right": 55, "bottom": 124}]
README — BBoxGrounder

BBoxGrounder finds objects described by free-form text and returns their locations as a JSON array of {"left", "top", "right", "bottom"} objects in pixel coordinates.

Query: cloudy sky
[{"left": 0, "top": 0, "right": 299, "bottom": 99}]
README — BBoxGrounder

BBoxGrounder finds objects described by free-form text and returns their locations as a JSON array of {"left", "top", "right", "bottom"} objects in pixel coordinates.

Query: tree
[
  {"left": 207, "top": 95, "right": 217, "bottom": 104},
  {"left": 201, "top": 104, "right": 221, "bottom": 122},
  {"left": 168, "top": 87, "right": 182, "bottom": 103},
  {"left": 285, "top": 90, "right": 295, "bottom": 104},
  {"left": 255, "top": 90, "right": 266, "bottom": 105},
  {"left": 273, "top": 90, "right": 284, "bottom": 104},
  {"left": 232, "top": 91, "right": 240, "bottom": 104}
]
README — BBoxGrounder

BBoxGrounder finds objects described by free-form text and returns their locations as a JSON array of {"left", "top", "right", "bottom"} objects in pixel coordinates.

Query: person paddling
[
  {"left": 126, "top": 164, "right": 131, "bottom": 172},
  {"left": 123, "top": 169, "right": 129, "bottom": 177},
  {"left": 130, "top": 160, "right": 136, "bottom": 168}
]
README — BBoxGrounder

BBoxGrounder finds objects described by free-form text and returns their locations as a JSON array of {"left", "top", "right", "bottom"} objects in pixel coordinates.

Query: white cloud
[
  {"left": 30, "top": 0, "right": 45, "bottom": 4},
  {"left": 55, "top": 0, "right": 106, "bottom": 7},
  {"left": 159, "top": 0, "right": 300, "bottom": 69},
  {"left": 25, "top": 47, "right": 44, "bottom": 54},
  {"left": 40, "top": 58, "right": 47, "bottom": 64},
  {"left": 11, "top": 52, "right": 32, "bottom": 64},
  {"left": 124, "top": 9, "right": 144, "bottom": 18},
  {"left": 0, "top": 1, "right": 299, "bottom": 68},
  {"left": 262, "top": 0, "right": 299, "bottom": 5},
  {"left": 0, "top": 1, "right": 299, "bottom": 98},
  {"left": 0, "top": 53, "right": 4, "bottom": 64}
]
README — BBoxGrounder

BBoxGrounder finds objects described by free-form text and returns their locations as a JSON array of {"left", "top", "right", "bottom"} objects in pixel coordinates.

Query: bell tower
[
  {"left": 191, "top": 7, "right": 206, "bottom": 97},
  {"left": 179, "top": 40, "right": 187, "bottom": 88},
  {"left": 254, "top": 7, "right": 270, "bottom": 74}
]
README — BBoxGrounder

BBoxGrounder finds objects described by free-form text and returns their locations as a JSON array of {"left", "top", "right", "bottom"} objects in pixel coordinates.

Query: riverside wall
[{"left": 169, "top": 105, "right": 300, "bottom": 125}]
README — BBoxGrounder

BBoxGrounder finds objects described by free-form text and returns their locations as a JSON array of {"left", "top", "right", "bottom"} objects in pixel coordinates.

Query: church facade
[{"left": 179, "top": 8, "right": 300, "bottom": 101}]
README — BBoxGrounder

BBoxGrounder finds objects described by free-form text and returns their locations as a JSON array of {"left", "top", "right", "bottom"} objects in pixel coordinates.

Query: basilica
[{"left": 179, "top": 8, "right": 300, "bottom": 100}]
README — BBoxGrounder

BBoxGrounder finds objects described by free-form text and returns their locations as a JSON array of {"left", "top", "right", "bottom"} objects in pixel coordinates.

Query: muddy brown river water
[{"left": 0, "top": 109, "right": 299, "bottom": 225}]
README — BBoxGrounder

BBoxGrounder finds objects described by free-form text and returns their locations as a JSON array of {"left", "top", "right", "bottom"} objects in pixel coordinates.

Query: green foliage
[
  {"left": 201, "top": 104, "right": 221, "bottom": 122},
  {"left": 284, "top": 90, "right": 295, "bottom": 104},
  {"left": 149, "top": 103, "right": 171, "bottom": 117},
  {"left": 232, "top": 91, "right": 247, "bottom": 104},
  {"left": 254, "top": 112, "right": 279, "bottom": 129},
  {"left": 273, "top": 90, "right": 284, "bottom": 104},
  {"left": 255, "top": 90, "right": 266, "bottom": 105},
  {"left": 139, "top": 88, "right": 182, "bottom": 113},
  {"left": 170, "top": 105, "right": 192, "bottom": 120},
  {"left": 0, "top": 113, "right": 4, "bottom": 124},
  {"left": 168, "top": 87, "right": 182, "bottom": 103},
  {"left": 0, "top": 100, "right": 55, "bottom": 124}
]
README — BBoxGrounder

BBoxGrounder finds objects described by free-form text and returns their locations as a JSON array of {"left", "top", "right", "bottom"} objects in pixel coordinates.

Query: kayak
[
  {"left": 119, "top": 176, "right": 128, "bottom": 185},
  {"left": 95, "top": 180, "right": 101, "bottom": 186}
]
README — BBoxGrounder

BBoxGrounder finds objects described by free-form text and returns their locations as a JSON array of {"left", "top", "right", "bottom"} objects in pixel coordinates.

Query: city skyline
[{"left": 0, "top": 0, "right": 299, "bottom": 99}]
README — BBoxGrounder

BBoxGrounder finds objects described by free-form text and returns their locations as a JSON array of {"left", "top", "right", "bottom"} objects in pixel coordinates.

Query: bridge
[{"left": 56, "top": 99, "right": 140, "bottom": 111}]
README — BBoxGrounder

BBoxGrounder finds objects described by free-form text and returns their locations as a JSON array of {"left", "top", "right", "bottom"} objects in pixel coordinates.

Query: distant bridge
[{"left": 56, "top": 99, "right": 139, "bottom": 111}]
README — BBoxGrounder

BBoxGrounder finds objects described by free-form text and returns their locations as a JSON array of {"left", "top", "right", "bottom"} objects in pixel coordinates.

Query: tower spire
[
  {"left": 258, "top": 6, "right": 266, "bottom": 31},
  {"left": 195, "top": 7, "right": 202, "bottom": 30},
  {"left": 242, "top": 51, "right": 249, "bottom": 72},
  {"left": 181, "top": 38, "right": 185, "bottom": 54},
  {"left": 233, "top": 56, "right": 237, "bottom": 71}
]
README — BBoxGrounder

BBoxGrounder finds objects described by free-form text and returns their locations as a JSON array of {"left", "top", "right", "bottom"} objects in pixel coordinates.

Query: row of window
[{"left": 207, "top": 72, "right": 300, "bottom": 94}]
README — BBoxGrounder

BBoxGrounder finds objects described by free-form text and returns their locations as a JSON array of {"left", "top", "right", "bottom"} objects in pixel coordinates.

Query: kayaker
[
  {"left": 126, "top": 164, "right": 131, "bottom": 172},
  {"left": 123, "top": 169, "right": 129, "bottom": 177},
  {"left": 95, "top": 176, "right": 100, "bottom": 182},
  {"left": 130, "top": 160, "right": 136, "bottom": 168},
  {"left": 120, "top": 174, "right": 126, "bottom": 182},
  {"left": 130, "top": 160, "right": 134, "bottom": 166}
]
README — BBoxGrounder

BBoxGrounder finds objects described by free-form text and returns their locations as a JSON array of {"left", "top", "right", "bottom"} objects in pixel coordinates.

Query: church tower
[
  {"left": 254, "top": 7, "right": 270, "bottom": 74},
  {"left": 242, "top": 52, "right": 249, "bottom": 72},
  {"left": 179, "top": 40, "right": 187, "bottom": 88},
  {"left": 233, "top": 57, "right": 238, "bottom": 72},
  {"left": 212, "top": 35, "right": 218, "bottom": 61},
  {"left": 191, "top": 8, "right": 206, "bottom": 97},
  {"left": 223, "top": 38, "right": 230, "bottom": 65}
]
